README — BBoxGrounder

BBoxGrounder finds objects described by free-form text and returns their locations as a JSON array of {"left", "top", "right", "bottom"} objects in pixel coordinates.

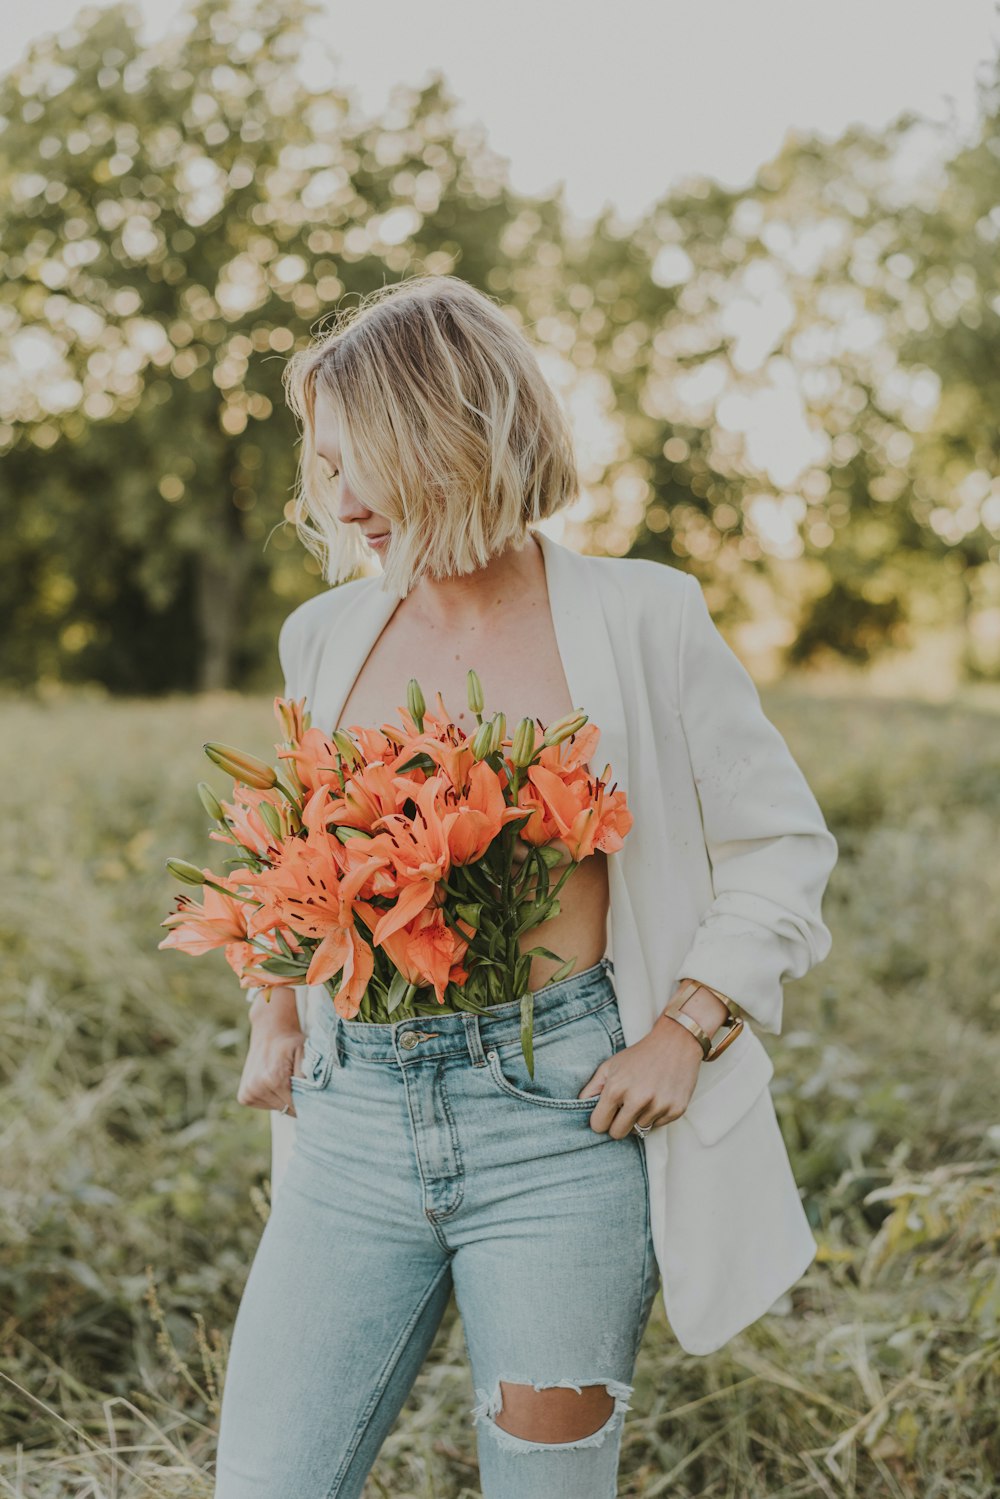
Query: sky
[
  {"left": 5, "top": 0, "right": 1000, "bottom": 222},
  {"left": 7, "top": 0, "right": 1000, "bottom": 563}
]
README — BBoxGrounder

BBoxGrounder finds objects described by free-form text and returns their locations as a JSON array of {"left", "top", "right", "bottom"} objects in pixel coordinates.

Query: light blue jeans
[{"left": 213, "top": 956, "right": 659, "bottom": 1499}]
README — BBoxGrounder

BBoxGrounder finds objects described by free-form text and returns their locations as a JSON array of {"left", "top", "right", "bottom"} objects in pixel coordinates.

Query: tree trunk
[{"left": 195, "top": 536, "right": 253, "bottom": 690}]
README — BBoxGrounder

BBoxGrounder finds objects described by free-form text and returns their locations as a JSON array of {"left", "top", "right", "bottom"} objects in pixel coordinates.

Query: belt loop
[
  {"left": 602, "top": 955, "right": 615, "bottom": 978},
  {"left": 329, "top": 1013, "right": 343, "bottom": 1068},
  {"left": 462, "top": 1012, "right": 487, "bottom": 1067}
]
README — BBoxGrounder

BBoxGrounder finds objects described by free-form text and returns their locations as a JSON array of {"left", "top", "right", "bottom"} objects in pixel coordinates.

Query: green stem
[{"left": 200, "top": 877, "right": 262, "bottom": 905}]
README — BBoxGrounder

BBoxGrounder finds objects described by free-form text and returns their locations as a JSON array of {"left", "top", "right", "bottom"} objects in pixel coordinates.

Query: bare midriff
[{"left": 334, "top": 555, "right": 610, "bottom": 997}]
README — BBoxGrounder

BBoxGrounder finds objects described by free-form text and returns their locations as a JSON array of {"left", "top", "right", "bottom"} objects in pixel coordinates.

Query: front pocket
[
  {"left": 483, "top": 1005, "right": 621, "bottom": 1110},
  {"left": 289, "top": 1032, "right": 334, "bottom": 1093}
]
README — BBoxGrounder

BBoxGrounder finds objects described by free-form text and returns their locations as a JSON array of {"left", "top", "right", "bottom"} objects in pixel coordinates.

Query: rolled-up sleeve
[{"left": 672, "top": 572, "right": 838, "bottom": 1035}]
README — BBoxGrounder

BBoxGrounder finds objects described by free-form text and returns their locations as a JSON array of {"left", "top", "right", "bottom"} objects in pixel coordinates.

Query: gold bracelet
[{"left": 659, "top": 980, "right": 745, "bottom": 1062}]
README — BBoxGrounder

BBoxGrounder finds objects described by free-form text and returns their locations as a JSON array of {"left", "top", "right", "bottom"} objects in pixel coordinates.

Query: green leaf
[
  {"left": 520, "top": 945, "right": 567, "bottom": 965},
  {"left": 513, "top": 899, "right": 560, "bottom": 937},
  {"left": 520, "top": 991, "right": 535, "bottom": 1079},
  {"left": 545, "top": 956, "right": 577, "bottom": 984},
  {"left": 254, "top": 956, "right": 308, "bottom": 976},
  {"left": 386, "top": 967, "right": 410, "bottom": 1015},
  {"left": 274, "top": 929, "right": 299, "bottom": 959},
  {"left": 393, "top": 751, "right": 436, "bottom": 775},
  {"left": 443, "top": 985, "right": 492, "bottom": 1015}
]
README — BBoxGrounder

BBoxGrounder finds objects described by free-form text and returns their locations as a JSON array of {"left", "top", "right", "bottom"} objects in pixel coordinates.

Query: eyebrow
[{"left": 315, "top": 448, "right": 340, "bottom": 463}]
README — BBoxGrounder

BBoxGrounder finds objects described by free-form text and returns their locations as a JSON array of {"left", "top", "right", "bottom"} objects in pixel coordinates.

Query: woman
[{"left": 213, "top": 275, "right": 838, "bottom": 1498}]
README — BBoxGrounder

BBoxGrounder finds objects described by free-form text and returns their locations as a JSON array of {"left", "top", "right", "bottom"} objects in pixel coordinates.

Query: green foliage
[
  {"left": 0, "top": 0, "right": 558, "bottom": 693},
  {"left": 5, "top": 2, "right": 1000, "bottom": 695},
  {"left": 1, "top": 685, "right": 998, "bottom": 1493}
]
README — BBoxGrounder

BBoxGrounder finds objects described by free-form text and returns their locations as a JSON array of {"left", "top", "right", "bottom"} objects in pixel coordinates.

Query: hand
[
  {"left": 237, "top": 1024, "right": 307, "bottom": 1118},
  {"left": 577, "top": 1015, "right": 705, "bottom": 1139}
]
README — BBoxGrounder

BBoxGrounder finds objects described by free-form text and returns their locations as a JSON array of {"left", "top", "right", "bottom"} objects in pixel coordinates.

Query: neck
[{"left": 405, "top": 530, "right": 544, "bottom": 630}]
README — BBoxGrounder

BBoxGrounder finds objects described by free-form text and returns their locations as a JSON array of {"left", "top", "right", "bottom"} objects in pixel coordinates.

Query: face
[{"left": 312, "top": 393, "right": 393, "bottom": 554}]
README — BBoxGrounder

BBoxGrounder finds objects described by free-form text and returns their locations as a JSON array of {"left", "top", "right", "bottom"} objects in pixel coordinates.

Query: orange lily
[
  {"left": 526, "top": 762, "right": 634, "bottom": 860},
  {"left": 277, "top": 723, "right": 350, "bottom": 800},
  {"left": 241, "top": 831, "right": 389, "bottom": 1011},
  {"left": 209, "top": 782, "right": 287, "bottom": 857},
  {"left": 355, "top": 901, "right": 474, "bottom": 1006},
  {"left": 158, "top": 872, "right": 260, "bottom": 979}
]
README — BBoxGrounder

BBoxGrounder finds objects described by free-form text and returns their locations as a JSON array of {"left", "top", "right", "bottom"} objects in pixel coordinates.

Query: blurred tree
[
  {"left": 3, "top": 0, "right": 999, "bottom": 687},
  {"left": 572, "top": 99, "right": 1000, "bottom": 670},
  {"left": 0, "top": 0, "right": 567, "bottom": 690},
  {"left": 573, "top": 134, "right": 942, "bottom": 659}
]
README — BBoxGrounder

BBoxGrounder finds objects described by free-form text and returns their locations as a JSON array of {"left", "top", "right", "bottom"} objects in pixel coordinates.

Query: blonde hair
[{"left": 281, "top": 274, "right": 580, "bottom": 597}]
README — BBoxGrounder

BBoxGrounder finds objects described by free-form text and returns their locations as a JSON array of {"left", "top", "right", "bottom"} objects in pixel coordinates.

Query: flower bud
[
  {"left": 204, "top": 741, "right": 277, "bottom": 789},
  {"left": 541, "top": 711, "right": 588, "bottom": 747},
  {"left": 197, "top": 782, "right": 224, "bottom": 821},
  {"left": 165, "top": 858, "right": 207, "bottom": 885},
  {"left": 467, "top": 669, "right": 484, "bottom": 715},
  {"left": 471, "top": 720, "right": 494, "bottom": 761},
  {"left": 275, "top": 697, "right": 311, "bottom": 746},
  {"left": 259, "top": 802, "right": 284, "bottom": 841},
  {"left": 331, "top": 730, "right": 363, "bottom": 770},
  {"left": 489, "top": 712, "right": 506, "bottom": 754},
  {"left": 407, "top": 677, "right": 426, "bottom": 730},
  {"left": 511, "top": 717, "right": 536, "bottom": 767}
]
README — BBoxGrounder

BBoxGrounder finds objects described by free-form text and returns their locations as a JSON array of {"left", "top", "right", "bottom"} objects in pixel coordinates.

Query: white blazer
[{"left": 263, "top": 528, "right": 838, "bottom": 1356}]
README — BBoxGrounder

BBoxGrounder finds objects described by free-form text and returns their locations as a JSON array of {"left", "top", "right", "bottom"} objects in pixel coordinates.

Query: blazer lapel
[
  {"left": 306, "top": 532, "right": 630, "bottom": 803},
  {"left": 308, "top": 577, "right": 400, "bottom": 738},
  {"left": 536, "top": 530, "right": 630, "bottom": 800}
]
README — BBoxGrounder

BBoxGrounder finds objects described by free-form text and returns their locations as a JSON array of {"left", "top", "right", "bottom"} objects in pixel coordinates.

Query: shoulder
[
  {"left": 278, "top": 574, "right": 376, "bottom": 671},
  {"left": 582, "top": 552, "right": 694, "bottom": 637},
  {"left": 589, "top": 552, "right": 691, "bottom": 599}
]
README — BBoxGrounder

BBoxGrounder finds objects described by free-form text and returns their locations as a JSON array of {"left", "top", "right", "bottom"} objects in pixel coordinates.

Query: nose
[
  {"left": 336, "top": 489, "right": 368, "bottom": 525},
  {"left": 336, "top": 490, "right": 389, "bottom": 532}
]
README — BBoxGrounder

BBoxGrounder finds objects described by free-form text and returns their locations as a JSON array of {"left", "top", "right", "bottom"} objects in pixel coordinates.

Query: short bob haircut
[{"left": 281, "top": 274, "right": 580, "bottom": 598}]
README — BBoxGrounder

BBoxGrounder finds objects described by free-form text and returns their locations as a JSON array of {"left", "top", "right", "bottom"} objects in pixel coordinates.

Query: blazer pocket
[{"left": 678, "top": 1025, "right": 775, "bottom": 1147}]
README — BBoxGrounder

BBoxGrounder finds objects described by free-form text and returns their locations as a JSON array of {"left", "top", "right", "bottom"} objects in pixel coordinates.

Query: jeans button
[{"left": 400, "top": 1032, "right": 418, "bottom": 1050}]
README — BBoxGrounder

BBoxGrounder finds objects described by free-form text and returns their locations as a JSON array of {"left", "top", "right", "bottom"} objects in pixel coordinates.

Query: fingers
[
  {"left": 237, "top": 1047, "right": 302, "bottom": 1117},
  {"left": 589, "top": 1083, "right": 680, "bottom": 1139},
  {"left": 278, "top": 1052, "right": 300, "bottom": 1117}
]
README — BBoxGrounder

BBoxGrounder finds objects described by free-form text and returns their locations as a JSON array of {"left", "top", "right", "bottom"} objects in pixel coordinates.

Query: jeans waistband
[{"left": 310, "top": 955, "right": 617, "bottom": 1067}]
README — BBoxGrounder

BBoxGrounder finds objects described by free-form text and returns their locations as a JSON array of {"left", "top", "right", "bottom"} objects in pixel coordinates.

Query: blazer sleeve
[
  {"left": 277, "top": 605, "right": 304, "bottom": 704},
  {"left": 671, "top": 572, "right": 838, "bottom": 1035}
]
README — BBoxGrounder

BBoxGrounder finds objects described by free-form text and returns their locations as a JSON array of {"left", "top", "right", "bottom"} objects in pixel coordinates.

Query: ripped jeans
[{"left": 213, "top": 956, "right": 660, "bottom": 1499}]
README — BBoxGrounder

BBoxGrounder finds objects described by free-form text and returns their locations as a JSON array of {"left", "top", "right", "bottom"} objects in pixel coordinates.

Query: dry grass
[{"left": 1, "top": 684, "right": 997, "bottom": 1497}]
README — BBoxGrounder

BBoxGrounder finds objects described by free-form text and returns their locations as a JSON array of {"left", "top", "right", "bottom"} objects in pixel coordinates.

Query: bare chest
[
  {"left": 332, "top": 581, "right": 611, "bottom": 987},
  {"left": 335, "top": 595, "right": 578, "bottom": 741}
]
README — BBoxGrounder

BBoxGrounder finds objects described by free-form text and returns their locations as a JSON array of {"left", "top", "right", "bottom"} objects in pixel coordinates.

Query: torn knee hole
[
  {"left": 470, "top": 1376, "right": 634, "bottom": 1452},
  {"left": 496, "top": 1380, "right": 612, "bottom": 1443}
]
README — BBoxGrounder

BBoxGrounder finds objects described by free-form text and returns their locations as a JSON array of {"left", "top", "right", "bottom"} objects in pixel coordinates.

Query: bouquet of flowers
[{"left": 159, "top": 671, "right": 633, "bottom": 1075}]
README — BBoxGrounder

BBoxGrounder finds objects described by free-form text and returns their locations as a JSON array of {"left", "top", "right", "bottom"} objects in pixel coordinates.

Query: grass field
[{"left": 1, "top": 684, "right": 998, "bottom": 1496}]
